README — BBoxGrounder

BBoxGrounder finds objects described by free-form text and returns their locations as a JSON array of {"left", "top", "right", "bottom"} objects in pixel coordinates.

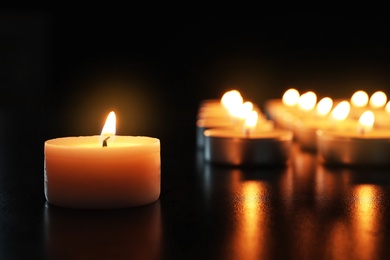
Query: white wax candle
[{"left": 45, "top": 136, "right": 160, "bottom": 209}]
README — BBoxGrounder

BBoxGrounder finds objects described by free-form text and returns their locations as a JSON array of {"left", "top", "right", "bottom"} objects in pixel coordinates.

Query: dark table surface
[{"left": 1, "top": 108, "right": 390, "bottom": 260}]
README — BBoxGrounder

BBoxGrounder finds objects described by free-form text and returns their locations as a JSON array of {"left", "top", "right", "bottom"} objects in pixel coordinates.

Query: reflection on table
[{"left": 195, "top": 146, "right": 390, "bottom": 259}]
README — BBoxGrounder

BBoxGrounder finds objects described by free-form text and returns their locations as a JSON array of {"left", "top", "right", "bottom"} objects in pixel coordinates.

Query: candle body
[
  {"left": 317, "top": 130, "right": 390, "bottom": 165},
  {"left": 45, "top": 136, "right": 160, "bottom": 209},
  {"left": 204, "top": 129, "right": 293, "bottom": 166}
]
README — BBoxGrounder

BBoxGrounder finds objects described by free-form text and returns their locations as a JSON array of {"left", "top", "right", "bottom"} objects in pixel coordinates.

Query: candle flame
[
  {"left": 282, "top": 88, "right": 300, "bottom": 107},
  {"left": 245, "top": 110, "right": 258, "bottom": 128},
  {"left": 331, "top": 101, "right": 350, "bottom": 121},
  {"left": 221, "top": 90, "right": 243, "bottom": 108},
  {"left": 316, "top": 97, "right": 333, "bottom": 116},
  {"left": 237, "top": 101, "right": 254, "bottom": 119},
  {"left": 369, "top": 91, "right": 387, "bottom": 108},
  {"left": 221, "top": 90, "right": 244, "bottom": 117},
  {"left": 358, "top": 110, "right": 374, "bottom": 132},
  {"left": 101, "top": 111, "right": 116, "bottom": 138},
  {"left": 298, "top": 91, "right": 317, "bottom": 111},
  {"left": 386, "top": 101, "right": 390, "bottom": 113},
  {"left": 351, "top": 90, "right": 369, "bottom": 107}
]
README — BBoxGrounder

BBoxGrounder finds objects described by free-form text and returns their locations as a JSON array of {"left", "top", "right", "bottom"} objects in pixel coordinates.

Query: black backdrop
[
  {"left": 3, "top": 12, "right": 390, "bottom": 259},
  {"left": 2, "top": 12, "right": 390, "bottom": 145}
]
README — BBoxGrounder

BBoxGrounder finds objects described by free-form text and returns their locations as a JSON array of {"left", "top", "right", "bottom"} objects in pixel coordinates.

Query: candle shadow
[{"left": 44, "top": 201, "right": 161, "bottom": 259}]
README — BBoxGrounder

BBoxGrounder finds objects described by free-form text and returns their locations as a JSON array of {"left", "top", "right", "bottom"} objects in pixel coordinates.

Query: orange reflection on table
[
  {"left": 351, "top": 184, "right": 383, "bottom": 260},
  {"left": 232, "top": 180, "right": 270, "bottom": 260}
]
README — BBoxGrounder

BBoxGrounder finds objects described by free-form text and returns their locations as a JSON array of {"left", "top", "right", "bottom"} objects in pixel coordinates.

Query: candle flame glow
[
  {"left": 101, "top": 111, "right": 116, "bottom": 137},
  {"left": 351, "top": 91, "right": 369, "bottom": 107},
  {"left": 237, "top": 102, "right": 254, "bottom": 119},
  {"left": 316, "top": 97, "right": 333, "bottom": 116},
  {"left": 245, "top": 110, "right": 258, "bottom": 128},
  {"left": 359, "top": 111, "right": 375, "bottom": 132},
  {"left": 298, "top": 91, "right": 317, "bottom": 111},
  {"left": 386, "top": 101, "right": 390, "bottom": 113},
  {"left": 282, "top": 88, "right": 300, "bottom": 107},
  {"left": 369, "top": 91, "right": 387, "bottom": 108},
  {"left": 331, "top": 101, "right": 350, "bottom": 121},
  {"left": 221, "top": 90, "right": 243, "bottom": 109}
]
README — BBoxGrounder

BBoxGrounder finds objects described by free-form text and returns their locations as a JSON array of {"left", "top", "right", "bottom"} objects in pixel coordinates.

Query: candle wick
[
  {"left": 357, "top": 126, "right": 365, "bottom": 135},
  {"left": 102, "top": 136, "right": 110, "bottom": 147},
  {"left": 245, "top": 128, "right": 250, "bottom": 138}
]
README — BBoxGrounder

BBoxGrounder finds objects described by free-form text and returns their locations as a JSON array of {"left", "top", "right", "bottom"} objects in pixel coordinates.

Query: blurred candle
[
  {"left": 317, "top": 109, "right": 390, "bottom": 165},
  {"left": 204, "top": 111, "right": 292, "bottom": 166},
  {"left": 369, "top": 91, "right": 387, "bottom": 109}
]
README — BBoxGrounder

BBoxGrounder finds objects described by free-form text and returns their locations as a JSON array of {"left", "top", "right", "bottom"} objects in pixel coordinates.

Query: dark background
[
  {"left": 3, "top": 11, "right": 390, "bottom": 259},
  {"left": 2, "top": 12, "right": 390, "bottom": 141}
]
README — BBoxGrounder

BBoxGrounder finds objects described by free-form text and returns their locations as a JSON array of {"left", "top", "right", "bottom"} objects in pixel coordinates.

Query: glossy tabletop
[{"left": 1, "top": 109, "right": 390, "bottom": 260}]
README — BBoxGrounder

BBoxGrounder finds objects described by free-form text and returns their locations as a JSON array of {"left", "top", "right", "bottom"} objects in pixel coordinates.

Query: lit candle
[
  {"left": 374, "top": 101, "right": 390, "bottom": 129},
  {"left": 203, "top": 111, "right": 292, "bottom": 166},
  {"left": 369, "top": 91, "right": 387, "bottom": 109},
  {"left": 264, "top": 88, "right": 300, "bottom": 128},
  {"left": 349, "top": 90, "right": 369, "bottom": 119},
  {"left": 196, "top": 90, "right": 263, "bottom": 148},
  {"left": 44, "top": 111, "right": 160, "bottom": 209},
  {"left": 317, "top": 110, "right": 390, "bottom": 165},
  {"left": 294, "top": 97, "right": 334, "bottom": 150},
  {"left": 297, "top": 91, "right": 317, "bottom": 113}
]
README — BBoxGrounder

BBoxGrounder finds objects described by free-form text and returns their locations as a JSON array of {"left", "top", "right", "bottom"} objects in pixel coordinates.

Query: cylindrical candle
[
  {"left": 45, "top": 136, "right": 160, "bottom": 209},
  {"left": 317, "top": 130, "right": 390, "bottom": 165},
  {"left": 204, "top": 129, "right": 293, "bottom": 166}
]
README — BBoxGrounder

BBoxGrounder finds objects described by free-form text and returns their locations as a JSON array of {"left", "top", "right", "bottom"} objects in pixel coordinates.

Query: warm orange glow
[
  {"left": 358, "top": 111, "right": 374, "bottom": 132},
  {"left": 351, "top": 185, "right": 382, "bottom": 260},
  {"left": 221, "top": 90, "right": 243, "bottom": 110},
  {"left": 369, "top": 91, "right": 387, "bottom": 108},
  {"left": 237, "top": 101, "right": 254, "bottom": 119},
  {"left": 298, "top": 91, "right": 317, "bottom": 111},
  {"left": 282, "top": 88, "right": 300, "bottom": 107},
  {"left": 385, "top": 101, "right": 390, "bottom": 113},
  {"left": 351, "top": 91, "right": 369, "bottom": 107},
  {"left": 245, "top": 110, "right": 258, "bottom": 128},
  {"left": 237, "top": 181, "right": 268, "bottom": 259},
  {"left": 316, "top": 97, "right": 333, "bottom": 116},
  {"left": 331, "top": 101, "right": 350, "bottom": 121},
  {"left": 101, "top": 111, "right": 116, "bottom": 137},
  {"left": 221, "top": 90, "right": 244, "bottom": 117}
]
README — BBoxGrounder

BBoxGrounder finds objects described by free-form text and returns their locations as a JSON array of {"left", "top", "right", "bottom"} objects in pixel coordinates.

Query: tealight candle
[
  {"left": 203, "top": 112, "right": 292, "bottom": 166},
  {"left": 196, "top": 90, "right": 262, "bottom": 148},
  {"left": 317, "top": 110, "right": 390, "bottom": 165},
  {"left": 374, "top": 101, "right": 390, "bottom": 129},
  {"left": 44, "top": 112, "right": 160, "bottom": 209},
  {"left": 264, "top": 88, "right": 300, "bottom": 129},
  {"left": 294, "top": 100, "right": 358, "bottom": 151},
  {"left": 349, "top": 90, "right": 369, "bottom": 119}
]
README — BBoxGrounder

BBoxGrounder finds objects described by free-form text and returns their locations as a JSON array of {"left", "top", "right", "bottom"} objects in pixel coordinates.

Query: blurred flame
[
  {"left": 221, "top": 90, "right": 243, "bottom": 109},
  {"left": 298, "top": 91, "right": 317, "bottom": 111},
  {"left": 221, "top": 90, "right": 244, "bottom": 117},
  {"left": 385, "top": 101, "right": 390, "bottom": 113},
  {"left": 282, "top": 88, "right": 300, "bottom": 107},
  {"left": 237, "top": 102, "right": 254, "bottom": 119},
  {"left": 101, "top": 111, "right": 116, "bottom": 137},
  {"left": 316, "top": 97, "right": 333, "bottom": 116},
  {"left": 331, "top": 101, "right": 350, "bottom": 121},
  {"left": 351, "top": 91, "right": 369, "bottom": 107},
  {"left": 359, "top": 111, "right": 374, "bottom": 132},
  {"left": 369, "top": 91, "right": 387, "bottom": 108},
  {"left": 245, "top": 110, "right": 258, "bottom": 128}
]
